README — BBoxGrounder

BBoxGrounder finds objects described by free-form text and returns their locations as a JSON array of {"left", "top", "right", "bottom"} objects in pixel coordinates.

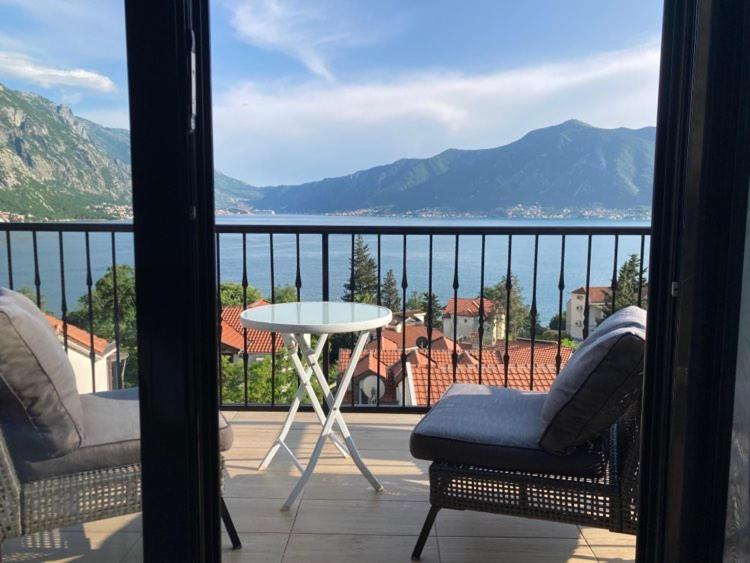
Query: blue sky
[{"left": 0, "top": 0, "right": 662, "bottom": 186}]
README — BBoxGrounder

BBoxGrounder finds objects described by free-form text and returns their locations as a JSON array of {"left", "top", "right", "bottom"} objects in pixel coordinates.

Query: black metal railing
[{"left": 0, "top": 221, "right": 650, "bottom": 412}]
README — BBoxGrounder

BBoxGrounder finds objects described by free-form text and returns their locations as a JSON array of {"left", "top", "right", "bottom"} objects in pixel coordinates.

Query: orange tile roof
[
  {"left": 221, "top": 303, "right": 284, "bottom": 355},
  {"left": 443, "top": 297, "right": 496, "bottom": 317},
  {"left": 380, "top": 325, "right": 448, "bottom": 349},
  {"left": 570, "top": 286, "right": 612, "bottom": 303},
  {"left": 338, "top": 338, "right": 571, "bottom": 406},
  {"left": 45, "top": 314, "right": 110, "bottom": 356}
]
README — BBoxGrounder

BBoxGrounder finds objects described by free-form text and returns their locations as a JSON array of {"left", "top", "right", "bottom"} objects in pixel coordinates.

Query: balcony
[
  {"left": 0, "top": 221, "right": 647, "bottom": 562},
  {"left": 1, "top": 410, "right": 636, "bottom": 562}
]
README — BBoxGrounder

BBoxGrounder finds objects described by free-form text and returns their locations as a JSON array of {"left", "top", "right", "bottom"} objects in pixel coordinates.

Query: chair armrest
[{"left": 0, "top": 429, "right": 22, "bottom": 540}]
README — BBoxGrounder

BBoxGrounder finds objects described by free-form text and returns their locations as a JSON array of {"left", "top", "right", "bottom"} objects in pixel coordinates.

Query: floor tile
[
  {"left": 437, "top": 536, "right": 597, "bottom": 563},
  {"left": 283, "top": 533, "right": 438, "bottom": 563},
  {"left": 1, "top": 530, "right": 141, "bottom": 563},
  {"left": 223, "top": 497, "right": 299, "bottom": 533},
  {"left": 292, "top": 499, "right": 432, "bottom": 536},
  {"left": 435, "top": 510, "right": 580, "bottom": 539}
]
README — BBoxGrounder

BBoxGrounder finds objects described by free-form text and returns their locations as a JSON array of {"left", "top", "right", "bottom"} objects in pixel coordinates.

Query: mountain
[
  {"left": 0, "top": 82, "right": 654, "bottom": 220},
  {"left": 0, "top": 83, "right": 256, "bottom": 220},
  {"left": 239, "top": 119, "right": 655, "bottom": 216}
]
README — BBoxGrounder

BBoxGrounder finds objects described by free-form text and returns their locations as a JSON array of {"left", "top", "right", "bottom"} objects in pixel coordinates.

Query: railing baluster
[
  {"left": 351, "top": 234, "right": 356, "bottom": 407},
  {"left": 427, "top": 235, "right": 434, "bottom": 407},
  {"left": 611, "top": 234, "right": 619, "bottom": 313},
  {"left": 401, "top": 235, "right": 408, "bottom": 406},
  {"left": 295, "top": 233, "right": 302, "bottom": 301},
  {"left": 555, "top": 235, "right": 566, "bottom": 375},
  {"left": 529, "top": 235, "right": 539, "bottom": 390},
  {"left": 321, "top": 234, "right": 330, "bottom": 391},
  {"left": 5, "top": 231, "right": 13, "bottom": 289},
  {"left": 111, "top": 233, "right": 122, "bottom": 389},
  {"left": 216, "top": 234, "right": 223, "bottom": 405},
  {"left": 503, "top": 235, "right": 512, "bottom": 387},
  {"left": 583, "top": 235, "right": 593, "bottom": 339},
  {"left": 270, "top": 233, "right": 276, "bottom": 406},
  {"left": 32, "top": 231, "right": 41, "bottom": 308},
  {"left": 376, "top": 234, "right": 382, "bottom": 408},
  {"left": 638, "top": 235, "right": 646, "bottom": 308},
  {"left": 478, "top": 235, "right": 486, "bottom": 384},
  {"left": 84, "top": 231, "right": 96, "bottom": 392},
  {"left": 242, "top": 233, "right": 249, "bottom": 406},
  {"left": 58, "top": 232, "right": 69, "bottom": 353},
  {"left": 451, "top": 235, "right": 459, "bottom": 382}
]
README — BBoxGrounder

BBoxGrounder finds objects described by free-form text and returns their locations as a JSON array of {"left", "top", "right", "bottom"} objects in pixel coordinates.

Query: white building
[
  {"left": 565, "top": 286, "right": 611, "bottom": 340},
  {"left": 442, "top": 297, "right": 504, "bottom": 345},
  {"left": 45, "top": 314, "right": 124, "bottom": 393}
]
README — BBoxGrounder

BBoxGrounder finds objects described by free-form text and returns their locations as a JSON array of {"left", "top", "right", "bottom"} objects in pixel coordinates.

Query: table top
[{"left": 239, "top": 301, "right": 392, "bottom": 334}]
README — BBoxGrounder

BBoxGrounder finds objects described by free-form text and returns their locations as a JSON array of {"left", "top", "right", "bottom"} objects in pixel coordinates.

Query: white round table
[{"left": 240, "top": 301, "right": 392, "bottom": 511}]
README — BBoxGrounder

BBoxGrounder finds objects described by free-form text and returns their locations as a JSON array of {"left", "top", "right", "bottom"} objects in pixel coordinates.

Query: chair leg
[
  {"left": 412, "top": 504, "right": 440, "bottom": 561},
  {"left": 221, "top": 497, "right": 242, "bottom": 550}
]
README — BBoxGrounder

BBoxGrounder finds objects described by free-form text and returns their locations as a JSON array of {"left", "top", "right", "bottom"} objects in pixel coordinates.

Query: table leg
[
  {"left": 282, "top": 330, "right": 382, "bottom": 511},
  {"left": 257, "top": 333, "right": 346, "bottom": 472},
  {"left": 297, "top": 333, "right": 384, "bottom": 491}
]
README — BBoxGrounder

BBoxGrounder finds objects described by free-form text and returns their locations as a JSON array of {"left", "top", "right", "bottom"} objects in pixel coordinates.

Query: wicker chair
[
  {"left": 409, "top": 307, "right": 646, "bottom": 561},
  {"left": 411, "top": 398, "right": 640, "bottom": 560},
  {"left": 0, "top": 403, "right": 242, "bottom": 554},
  {"left": 0, "top": 287, "right": 240, "bottom": 555}
]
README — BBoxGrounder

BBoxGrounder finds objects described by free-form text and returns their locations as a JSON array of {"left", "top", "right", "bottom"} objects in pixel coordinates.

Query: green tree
[
  {"left": 483, "top": 274, "right": 530, "bottom": 339},
  {"left": 220, "top": 282, "right": 262, "bottom": 307},
  {"left": 342, "top": 235, "right": 378, "bottom": 303},
  {"left": 18, "top": 286, "right": 46, "bottom": 310},
  {"left": 381, "top": 269, "right": 401, "bottom": 312},
  {"left": 221, "top": 352, "right": 323, "bottom": 405},
  {"left": 272, "top": 284, "right": 298, "bottom": 304},
  {"left": 68, "top": 265, "right": 138, "bottom": 387},
  {"left": 406, "top": 290, "right": 443, "bottom": 324},
  {"left": 602, "top": 254, "right": 647, "bottom": 316},
  {"left": 549, "top": 311, "right": 566, "bottom": 331}
]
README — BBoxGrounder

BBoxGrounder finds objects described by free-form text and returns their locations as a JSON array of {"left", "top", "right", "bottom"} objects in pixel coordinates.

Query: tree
[
  {"left": 381, "top": 269, "right": 401, "bottom": 312},
  {"left": 220, "top": 282, "right": 262, "bottom": 307},
  {"left": 549, "top": 311, "right": 566, "bottom": 331},
  {"left": 342, "top": 235, "right": 378, "bottom": 303},
  {"left": 406, "top": 290, "right": 443, "bottom": 324},
  {"left": 18, "top": 286, "right": 46, "bottom": 310},
  {"left": 272, "top": 284, "right": 297, "bottom": 304},
  {"left": 483, "top": 274, "right": 530, "bottom": 339},
  {"left": 67, "top": 265, "right": 138, "bottom": 387},
  {"left": 221, "top": 352, "right": 323, "bottom": 405},
  {"left": 602, "top": 254, "right": 647, "bottom": 316}
]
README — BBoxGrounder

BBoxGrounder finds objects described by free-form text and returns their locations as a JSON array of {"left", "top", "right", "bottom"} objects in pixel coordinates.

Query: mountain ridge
[{"left": 0, "top": 83, "right": 654, "bottom": 220}]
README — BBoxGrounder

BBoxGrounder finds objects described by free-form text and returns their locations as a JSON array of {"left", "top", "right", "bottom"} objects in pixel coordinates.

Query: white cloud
[
  {"left": 227, "top": 0, "right": 383, "bottom": 79},
  {"left": 0, "top": 51, "right": 116, "bottom": 92},
  {"left": 212, "top": 43, "right": 661, "bottom": 185}
]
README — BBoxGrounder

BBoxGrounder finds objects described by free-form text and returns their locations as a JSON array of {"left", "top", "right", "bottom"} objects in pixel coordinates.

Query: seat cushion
[
  {"left": 16, "top": 388, "right": 235, "bottom": 482},
  {"left": 539, "top": 309, "right": 646, "bottom": 454},
  {"left": 0, "top": 287, "right": 84, "bottom": 461},
  {"left": 410, "top": 384, "right": 606, "bottom": 477}
]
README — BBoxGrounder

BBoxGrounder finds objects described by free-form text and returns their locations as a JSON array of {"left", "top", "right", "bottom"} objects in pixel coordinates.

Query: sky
[{"left": 0, "top": 0, "right": 663, "bottom": 186}]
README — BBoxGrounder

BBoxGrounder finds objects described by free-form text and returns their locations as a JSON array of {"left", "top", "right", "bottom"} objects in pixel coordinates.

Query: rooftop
[{"left": 1, "top": 411, "right": 636, "bottom": 562}]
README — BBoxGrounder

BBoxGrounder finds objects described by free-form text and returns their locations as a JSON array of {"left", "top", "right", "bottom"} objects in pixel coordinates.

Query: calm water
[{"left": 1, "top": 214, "right": 650, "bottom": 325}]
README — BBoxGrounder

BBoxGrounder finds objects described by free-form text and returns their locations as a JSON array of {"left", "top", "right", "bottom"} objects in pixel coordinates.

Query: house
[
  {"left": 375, "top": 325, "right": 457, "bottom": 352},
  {"left": 220, "top": 300, "right": 284, "bottom": 361},
  {"left": 45, "top": 314, "right": 124, "bottom": 393},
  {"left": 442, "top": 297, "right": 504, "bottom": 345},
  {"left": 339, "top": 339, "right": 573, "bottom": 406},
  {"left": 566, "top": 286, "right": 611, "bottom": 340}
]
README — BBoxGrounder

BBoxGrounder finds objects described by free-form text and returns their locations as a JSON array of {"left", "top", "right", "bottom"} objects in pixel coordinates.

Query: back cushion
[
  {"left": 539, "top": 322, "right": 645, "bottom": 454},
  {"left": 0, "top": 288, "right": 84, "bottom": 460}
]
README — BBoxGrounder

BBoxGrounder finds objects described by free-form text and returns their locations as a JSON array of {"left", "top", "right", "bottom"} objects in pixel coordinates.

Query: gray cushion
[
  {"left": 16, "top": 388, "right": 235, "bottom": 481},
  {"left": 0, "top": 287, "right": 84, "bottom": 460},
  {"left": 578, "top": 306, "right": 646, "bottom": 354},
  {"left": 410, "top": 384, "right": 605, "bottom": 477},
  {"left": 539, "top": 320, "right": 646, "bottom": 454}
]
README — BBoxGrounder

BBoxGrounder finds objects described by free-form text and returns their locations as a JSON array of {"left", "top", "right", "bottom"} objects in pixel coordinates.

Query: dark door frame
[
  {"left": 124, "top": 0, "right": 221, "bottom": 561},
  {"left": 639, "top": 0, "right": 750, "bottom": 561}
]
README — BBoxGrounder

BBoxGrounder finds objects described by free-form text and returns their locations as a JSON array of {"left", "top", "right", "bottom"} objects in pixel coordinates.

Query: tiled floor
[{"left": 2, "top": 411, "right": 636, "bottom": 562}]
